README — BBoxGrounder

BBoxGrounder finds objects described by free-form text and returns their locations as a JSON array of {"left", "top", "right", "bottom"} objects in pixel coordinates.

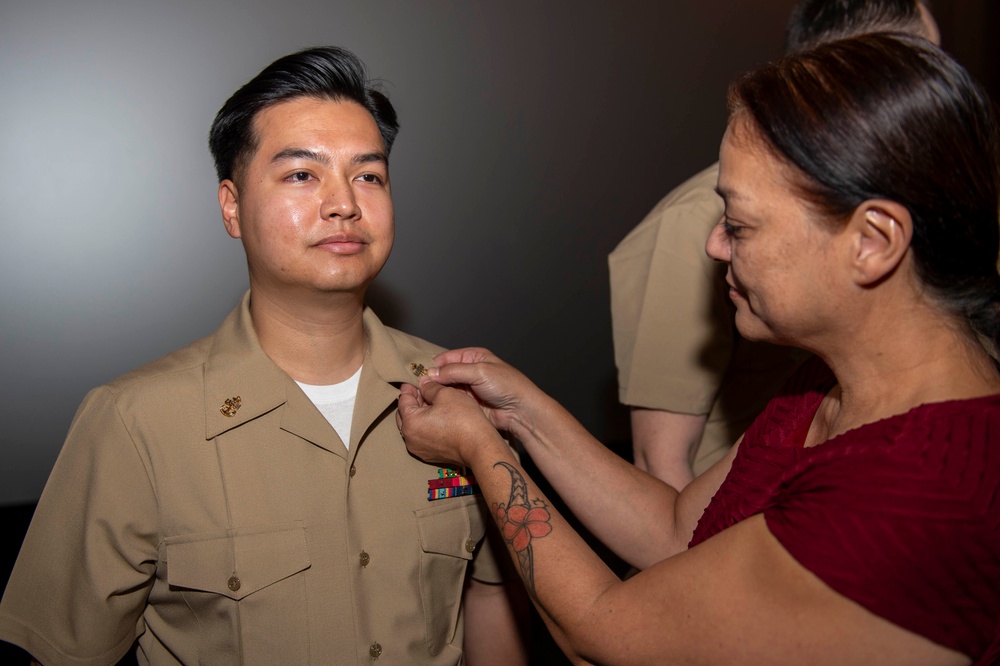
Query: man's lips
[{"left": 314, "top": 234, "right": 368, "bottom": 253}]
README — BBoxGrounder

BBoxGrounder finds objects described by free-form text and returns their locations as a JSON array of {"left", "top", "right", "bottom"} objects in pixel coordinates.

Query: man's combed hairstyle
[
  {"left": 730, "top": 33, "right": 1000, "bottom": 360},
  {"left": 208, "top": 46, "right": 399, "bottom": 184},
  {"left": 785, "top": 0, "right": 927, "bottom": 52}
]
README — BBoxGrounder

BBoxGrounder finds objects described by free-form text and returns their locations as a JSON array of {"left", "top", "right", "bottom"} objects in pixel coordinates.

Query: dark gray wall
[{"left": 1, "top": 0, "right": 995, "bottom": 504}]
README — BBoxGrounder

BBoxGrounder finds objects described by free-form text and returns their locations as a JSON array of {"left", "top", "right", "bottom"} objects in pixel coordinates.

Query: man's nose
[{"left": 321, "top": 180, "right": 361, "bottom": 220}]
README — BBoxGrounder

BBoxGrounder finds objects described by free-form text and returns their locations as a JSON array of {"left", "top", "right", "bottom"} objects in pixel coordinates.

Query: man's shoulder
[
  {"left": 99, "top": 298, "right": 258, "bottom": 402},
  {"left": 100, "top": 331, "right": 215, "bottom": 398},
  {"left": 379, "top": 323, "right": 447, "bottom": 358},
  {"left": 361, "top": 308, "right": 451, "bottom": 383}
]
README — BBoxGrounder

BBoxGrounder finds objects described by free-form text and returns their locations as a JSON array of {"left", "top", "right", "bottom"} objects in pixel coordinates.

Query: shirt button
[
  {"left": 349, "top": 464, "right": 357, "bottom": 477},
  {"left": 227, "top": 576, "right": 241, "bottom": 592},
  {"left": 369, "top": 642, "right": 382, "bottom": 659},
  {"left": 465, "top": 539, "right": 476, "bottom": 553},
  {"left": 359, "top": 550, "right": 370, "bottom": 567}
]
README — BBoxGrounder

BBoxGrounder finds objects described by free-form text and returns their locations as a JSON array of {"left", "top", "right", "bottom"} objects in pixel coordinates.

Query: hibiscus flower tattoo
[{"left": 493, "top": 461, "right": 552, "bottom": 600}]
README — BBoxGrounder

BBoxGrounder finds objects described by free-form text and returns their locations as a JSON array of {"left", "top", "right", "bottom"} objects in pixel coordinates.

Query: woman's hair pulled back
[{"left": 730, "top": 33, "right": 1000, "bottom": 357}]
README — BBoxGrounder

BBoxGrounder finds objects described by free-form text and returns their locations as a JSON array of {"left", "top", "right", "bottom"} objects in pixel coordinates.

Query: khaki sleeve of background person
[{"left": 609, "top": 164, "right": 733, "bottom": 489}]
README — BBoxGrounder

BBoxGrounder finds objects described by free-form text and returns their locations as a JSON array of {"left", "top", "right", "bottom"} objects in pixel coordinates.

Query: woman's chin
[{"left": 733, "top": 311, "right": 773, "bottom": 344}]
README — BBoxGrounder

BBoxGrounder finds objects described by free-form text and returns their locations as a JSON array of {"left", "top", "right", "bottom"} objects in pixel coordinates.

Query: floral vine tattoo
[{"left": 492, "top": 461, "right": 552, "bottom": 600}]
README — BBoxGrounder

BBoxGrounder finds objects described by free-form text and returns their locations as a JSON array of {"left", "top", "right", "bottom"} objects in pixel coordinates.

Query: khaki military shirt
[
  {"left": 609, "top": 164, "right": 807, "bottom": 473},
  {"left": 0, "top": 292, "right": 500, "bottom": 665}
]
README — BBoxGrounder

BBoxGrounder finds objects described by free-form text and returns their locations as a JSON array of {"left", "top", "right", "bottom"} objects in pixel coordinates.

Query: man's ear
[
  {"left": 218, "top": 180, "right": 241, "bottom": 239},
  {"left": 849, "top": 199, "right": 912, "bottom": 286}
]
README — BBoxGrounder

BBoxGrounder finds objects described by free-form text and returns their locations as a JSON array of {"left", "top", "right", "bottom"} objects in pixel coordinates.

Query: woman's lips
[{"left": 726, "top": 278, "right": 744, "bottom": 301}]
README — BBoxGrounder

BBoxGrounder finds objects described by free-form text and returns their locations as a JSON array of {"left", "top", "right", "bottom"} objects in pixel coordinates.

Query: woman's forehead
[{"left": 721, "top": 117, "right": 816, "bottom": 198}]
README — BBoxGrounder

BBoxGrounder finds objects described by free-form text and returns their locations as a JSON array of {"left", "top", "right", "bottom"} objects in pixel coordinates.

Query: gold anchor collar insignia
[
  {"left": 409, "top": 363, "right": 429, "bottom": 378},
  {"left": 220, "top": 396, "right": 242, "bottom": 417}
]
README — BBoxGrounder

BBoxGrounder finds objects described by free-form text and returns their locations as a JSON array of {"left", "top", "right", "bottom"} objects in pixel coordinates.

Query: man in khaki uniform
[
  {"left": 610, "top": 0, "right": 941, "bottom": 491},
  {"left": 0, "top": 46, "right": 524, "bottom": 666}
]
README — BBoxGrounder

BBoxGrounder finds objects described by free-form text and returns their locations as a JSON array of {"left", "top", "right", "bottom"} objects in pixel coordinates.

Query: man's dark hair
[
  {"left": 785, "top": 0, "right": 930, "bottom": 52},
  {"left": 208, "top": 46, "right": 399, "bottom": 184}
]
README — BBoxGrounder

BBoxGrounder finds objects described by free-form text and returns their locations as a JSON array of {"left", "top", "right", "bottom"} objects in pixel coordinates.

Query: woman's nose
[{"left": 705, "top": 218, "right": 731, "bottom": 262}]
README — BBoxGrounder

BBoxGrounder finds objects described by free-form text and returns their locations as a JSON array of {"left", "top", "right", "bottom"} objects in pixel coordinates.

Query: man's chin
[{"left": 313, "top": 266, "right": 384, "bottom": 294}]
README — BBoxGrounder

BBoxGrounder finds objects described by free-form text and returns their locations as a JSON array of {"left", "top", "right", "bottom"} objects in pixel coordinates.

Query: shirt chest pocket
[
  {"left": 415, "top": 500, "right": 486, "bottom": 657},
  {"left": 159, "top": 523, "right": 312, "bottom": 665}
]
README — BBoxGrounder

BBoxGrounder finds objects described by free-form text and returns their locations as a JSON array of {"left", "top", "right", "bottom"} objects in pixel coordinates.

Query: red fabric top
[{"left": 689, "top": 359, "right": 1000, "bottom": 663}]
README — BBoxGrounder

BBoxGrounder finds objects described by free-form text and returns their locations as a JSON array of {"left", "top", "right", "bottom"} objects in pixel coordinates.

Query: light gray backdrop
[{"left": 1, "top": 0, "right": 995, "bottom": 505}]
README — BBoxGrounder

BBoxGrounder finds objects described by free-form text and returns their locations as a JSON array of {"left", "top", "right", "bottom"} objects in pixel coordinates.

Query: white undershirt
[{"left": 295, "top": 366, "right": 362, "bottom": 449}]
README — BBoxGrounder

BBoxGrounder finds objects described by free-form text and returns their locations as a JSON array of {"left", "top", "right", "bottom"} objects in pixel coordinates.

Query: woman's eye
[{"left": 721, "top": 216, "right": 742, "bottom": 237}]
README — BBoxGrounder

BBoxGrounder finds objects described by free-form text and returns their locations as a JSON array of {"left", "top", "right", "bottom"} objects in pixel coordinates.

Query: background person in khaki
[
  {"left": 0, "top": 47, "right": 525, "bottom": 666},
  {"left": 609, "top": 0, "right": 941, "bottom": 490}
]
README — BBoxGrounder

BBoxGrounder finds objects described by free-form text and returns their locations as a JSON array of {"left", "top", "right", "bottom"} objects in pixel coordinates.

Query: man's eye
[
  {"left": 287, "top": 171, "right": 313, "bottom": 182},
  {"left": 357, "top": 173, "right": 383, "bottom": 184}
]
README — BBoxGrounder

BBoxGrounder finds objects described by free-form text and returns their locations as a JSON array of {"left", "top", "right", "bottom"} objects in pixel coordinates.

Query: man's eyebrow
[
  {"left": 269, "top": 148, "right": 388, "bottom": 167},
  {"left": 352, "top": 151, "right": 388, "bottom": 167},
  {"left": 271, "top": 147, "right": 330, "bottom": 166}
]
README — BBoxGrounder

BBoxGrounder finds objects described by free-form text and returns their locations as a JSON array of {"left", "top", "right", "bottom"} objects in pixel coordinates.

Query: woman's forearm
[
  {"left": 502, "top": 389, "right": 687, "bottom": 567},
  {"left": 464, "top": 434, "right": 619, "bottom": 664}
]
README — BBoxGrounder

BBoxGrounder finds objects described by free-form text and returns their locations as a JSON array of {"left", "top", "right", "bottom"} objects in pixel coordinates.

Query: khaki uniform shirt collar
[
  {"left": 350, "top": 307, "right": 419, "bottom": 453},
  {"left": 203, "top": 291, "right": 433, "bottom": 459},
  {"left": 204, "top": 291, "right": 289, "bottom": 441}
]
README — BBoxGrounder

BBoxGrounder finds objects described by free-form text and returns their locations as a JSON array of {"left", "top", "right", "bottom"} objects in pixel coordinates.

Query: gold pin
[
  {"left": 409, "top": 363, "right": 428, "bottom": 378},
  {"left": 220, "top": 396, "right": 242, "bottom": 417}
]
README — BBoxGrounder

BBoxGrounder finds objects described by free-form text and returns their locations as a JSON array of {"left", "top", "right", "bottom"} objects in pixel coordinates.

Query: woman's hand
[
  {"left": 424, "top": 347, "right": 542, "bottom": 437},
  {"left": 397, "top": 379, "right": 507, "bottom": 469}
]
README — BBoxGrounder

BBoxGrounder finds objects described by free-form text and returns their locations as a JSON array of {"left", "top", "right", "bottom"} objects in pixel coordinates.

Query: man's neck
[{"left": 248, "top": 286, "right": 368, "bottom": 385}]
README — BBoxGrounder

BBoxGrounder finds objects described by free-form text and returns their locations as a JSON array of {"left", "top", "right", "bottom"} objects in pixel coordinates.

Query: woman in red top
[{"left": 398, "top": 34, "right": 1000, "bottom": 665}]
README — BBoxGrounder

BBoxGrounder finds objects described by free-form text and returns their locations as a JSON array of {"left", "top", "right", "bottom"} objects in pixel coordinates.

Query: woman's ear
[
  {"left": 848, "top": 199, "right": 913, "bottom": 286},
  {"left": 218, "top": 180, "right": 242, "bottom": 239}
]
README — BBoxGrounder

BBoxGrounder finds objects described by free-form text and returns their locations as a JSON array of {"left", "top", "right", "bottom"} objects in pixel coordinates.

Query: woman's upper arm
[
  {"left": 570, "top": 514, "right": 968, "bottom": 666},
  {"left": 669, "top": 436, "right": 742, "bottom": 551}
]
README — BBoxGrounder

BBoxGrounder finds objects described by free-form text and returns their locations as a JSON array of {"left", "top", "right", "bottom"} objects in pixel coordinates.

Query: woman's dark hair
[
  {"left": 208, "top": 46, "right": 398, "bottom": 184},
  {"left": 729, "top": 33, "right": 1000, "bottom": 356},
  {"left": 785, "top": 0, "right": 929, "bottom": 52}
]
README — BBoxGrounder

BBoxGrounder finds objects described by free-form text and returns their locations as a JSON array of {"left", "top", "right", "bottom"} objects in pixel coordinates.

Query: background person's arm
[
  {"left": 462, "top": 578, "right": 529, "bottom": 666},
  {"left": 630, "top": 407, "right": 708, "bottom": 490},
  {"left": 610, "top": 166, "right": 731, "bottom": 490}
]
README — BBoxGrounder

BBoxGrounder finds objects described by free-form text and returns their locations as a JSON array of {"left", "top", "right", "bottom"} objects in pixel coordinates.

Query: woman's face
[{"left": 706, "top": 119, "right": 847, "bottom": 347}]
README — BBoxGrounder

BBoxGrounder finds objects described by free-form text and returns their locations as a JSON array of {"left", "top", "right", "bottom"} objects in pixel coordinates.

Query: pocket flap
[
  {"left": 416, "top": 500, "right": 483, "bottom": 560},
  {"left": 164, "top": 523, "right": 310, "bottom": 600}
]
